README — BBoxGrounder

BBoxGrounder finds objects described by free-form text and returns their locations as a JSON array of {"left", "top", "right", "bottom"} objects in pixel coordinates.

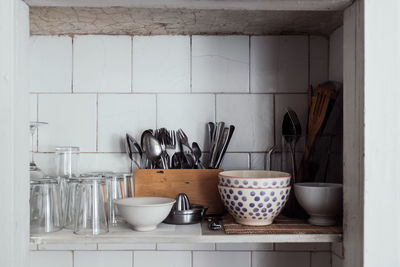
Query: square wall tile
[
  {"left": 30, "top": 94, "right": 38, "bottom": 121},
  {"left": 216, "top": 243, "right": 273, "bottom": 251},
  {"left": 216, "top": 94, "right": 274, "bottom": 152},
  {"left": 157, "top": 94, "right": 215, "bottom": 151},
  {"left": 38, "top": 94, "right": 97, "bottom": 152},
  {"left": 193, "top": 251, "right": 250, "bottom": 267},
  {"left": 220, "top": 153, "right": 249, "bottom": 170},
  {"left": 274, "top": 94, "right": 308, "bottom": 149},
  {"left": 74, "top": 251, "right": 132, "bottom": 267},
  {"left": 157, "top": 243, "right": 215, "bottom": 251},
  {"left": 252, "top": 251, "right": 310, "bottom": 267},
  {"left": 250, "top": 36, "right": 279, "bottom": 93},
  {"left": 134, "top": 251, "right": 191, "bottom": 267},
  {"left": 132, "top": 36, "right": 190, "bottom": 93},
  {"left": 98, "top": 94, "right": 156, "bottom": 152},
  {"left": 311, "top": 252, "right": 331, "bottom": 267},
  {"left": 310, "top": 36, "right": 329, "bottom": 60},
  {"left": 29, "top": 36, "right": 72, "bottom": 93},
  {"left": 74, "top": 35, "right": 131, "bottom": 92},
  {"left": 329, "top": 27, "right": 343, "bottom": 82},
  {"left": 30, "top": 251, "right": 73, "bottom": 267},
  {"left": 192, "top": 36, "right": 249, "bottom": 93},
  {"left": 278, "top": 36, "right": 308, "bottom": 93},
  {"left": 310, "top": 59, "right": 328, "bottom": 88},
  {"left": 250, "top": 153, "right": 266, "bottom": 170}
]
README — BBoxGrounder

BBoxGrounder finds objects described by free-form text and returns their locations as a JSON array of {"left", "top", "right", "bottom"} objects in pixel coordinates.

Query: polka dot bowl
[
  {"left": 217, "top": 185, "right": 291, "bottom": 226},
  {"left": 218, "top": 170, "right": 291, "bottom": 189}
]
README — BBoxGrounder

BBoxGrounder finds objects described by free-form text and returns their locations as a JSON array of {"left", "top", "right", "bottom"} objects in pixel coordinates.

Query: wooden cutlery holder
[{"left": 134, "top": 169, "right": 224, "bottom": 214}]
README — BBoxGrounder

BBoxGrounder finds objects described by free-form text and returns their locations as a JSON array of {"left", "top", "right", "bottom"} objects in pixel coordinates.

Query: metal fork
[{"left": 177, "top": 129, "right": 193, "bottom": 153}]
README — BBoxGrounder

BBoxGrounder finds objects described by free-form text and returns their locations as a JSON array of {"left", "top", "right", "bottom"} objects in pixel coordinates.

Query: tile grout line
[
  {"left": 36, "top": 94, "right": 39, "bottom": 152},
  {"left": 248, "top": 36, "right": 251, "bottom": 93},
  {"left": 191, "top": 250, "right": 194, "bottom": 267},
  {"left": 308, "top": 35, "right": 311, "bottom": 87},
  {"left": 131, "top": 36, "right": 134, "bottom": 93},
  {"left": 214, "top": 94, "right": 217, "bottom": 122},
  {"left": 96, "top": 93, "right": 99, "bottom": 152},
  {"left": 190, "top": 35, "right": 193, "bottom": 93},
  {"left": 71, "top": 36, "right": 74, "bottom": 93},
  {"left": 155, "top": 94, "right": 158, "bottom": 129},
  {"left": 272, "top": 93, "right": 276, "bottom": 147},
  {"left": 250, "top": 250, "right": 253, "bottom": 267}
]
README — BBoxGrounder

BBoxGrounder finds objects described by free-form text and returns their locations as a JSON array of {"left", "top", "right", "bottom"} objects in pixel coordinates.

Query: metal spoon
[
  {"left": 143, "top": 133, "right": 166, "bottom": 169},
  {"left": 192, "top": 142, "right": 204, "bottom": 169}
]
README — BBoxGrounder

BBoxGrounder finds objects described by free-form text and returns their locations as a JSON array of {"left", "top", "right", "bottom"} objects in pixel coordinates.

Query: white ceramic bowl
[
  {"left": 294, "top": 183, "right": 342, "bottom": 226},
  {"left": 218, "top": 185, "right": 291, "bottom": 226},
  {"left": 218, "top": 170, "right": 291, "bottom": 189},
  {"left": 115, "top": 197, "right": 175, "bottom": 231}
]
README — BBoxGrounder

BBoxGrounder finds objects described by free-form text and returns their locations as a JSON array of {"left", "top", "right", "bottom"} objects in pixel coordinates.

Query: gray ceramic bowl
[{"left": 294, "top": 183, "right": 342, "bottom": 226}]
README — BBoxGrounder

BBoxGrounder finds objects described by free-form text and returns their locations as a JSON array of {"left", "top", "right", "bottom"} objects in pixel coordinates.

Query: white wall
[
  {"left": 0, "top": 0, "right": 30, "bottom": 267},
  {"left": 364, "top": 0, "right": 400, "bottom": 266},
  {"left": 28, "top": 34, "right": 332, "bottom": 267},
  {"left": 329, "top": 26, "right": 343, "bottom": 82}
]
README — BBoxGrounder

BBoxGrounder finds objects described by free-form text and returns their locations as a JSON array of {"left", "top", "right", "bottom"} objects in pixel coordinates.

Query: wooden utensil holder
[{"left": 134, "top": 169, "right": 224, "bottom": 214}]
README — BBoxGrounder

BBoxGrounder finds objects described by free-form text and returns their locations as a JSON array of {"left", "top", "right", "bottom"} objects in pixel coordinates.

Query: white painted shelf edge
[{"left": 30, "top": 222, "right": 342, "bottom": 245}]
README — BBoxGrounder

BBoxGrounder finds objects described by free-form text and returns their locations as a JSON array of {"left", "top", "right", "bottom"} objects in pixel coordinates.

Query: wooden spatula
[{"left": 297, "top": 84, "right": 333, "bottom": 182}]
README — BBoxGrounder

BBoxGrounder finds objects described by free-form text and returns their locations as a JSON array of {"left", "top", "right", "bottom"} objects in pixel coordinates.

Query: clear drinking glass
[
  {"left": 63, "top": 177, "right": 82, "bottom": 229},
  {"left": 56, "top": 146, "right": 80, "bottom": 178},
  {"left": 74, "top": 176, "right": 108, "bottom": 235},
  {"left": 105, "top": 174, "right": 124, "bottom": 225},
  {"left": 30, "top": 177, "right": 62, "bottom": 234},
  {"left": 29, "top": 121, "right": 48, "bottom": 180}
]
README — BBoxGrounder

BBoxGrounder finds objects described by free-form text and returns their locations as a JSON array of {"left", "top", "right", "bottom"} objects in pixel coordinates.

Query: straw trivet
[{"left": 222, "top": 215, "right": 342, "bottom": 235}]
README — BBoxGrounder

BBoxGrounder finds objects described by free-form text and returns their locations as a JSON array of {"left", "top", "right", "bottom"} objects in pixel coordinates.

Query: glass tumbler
[
  {"left": 30, "top": 177, "right": 62, "bottom": 234},
  {"left": 105, "top": 174, "right": 124, "bottom": 225},
  {"left": 56, "top": 146, "right": 80, "bottom": 178},
  {"left": 63, "top": 177, "right": 82, "bottom": 230},
  {"left": 74, "top": 176, "right": 108, "bottom": 235}
]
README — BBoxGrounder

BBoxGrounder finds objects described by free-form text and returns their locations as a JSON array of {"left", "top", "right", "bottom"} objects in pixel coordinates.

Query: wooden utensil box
[{"left": 134, "top": 169, "right": 224, "bottom": 214}]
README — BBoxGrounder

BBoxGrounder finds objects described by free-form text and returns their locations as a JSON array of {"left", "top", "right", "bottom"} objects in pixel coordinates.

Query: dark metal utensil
[
  {"left": 192, "top": 142, "right": 204, "bottom": 168},
  {"left": 209, "top": 122, "right": 225, "bottom": 168},
  {"left": 215, "top": 125, "right": 235, "bottom": 169}
]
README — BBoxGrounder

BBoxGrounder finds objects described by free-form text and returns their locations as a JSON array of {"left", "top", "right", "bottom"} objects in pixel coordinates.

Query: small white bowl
[
  {"left": 218, "top": 185, "right": 291, "bottom": 226},
  {"left": 115, "top": 197, "right": 175, "bottom": 231},
  {"left": 218, "top": 170, "right": 291, "bottom": 189},
  {"left": 294, "top": 183, "right": 342, "bottom": 226}
]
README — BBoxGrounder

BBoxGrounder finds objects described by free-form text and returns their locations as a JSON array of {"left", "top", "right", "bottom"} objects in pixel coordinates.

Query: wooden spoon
[{"left": 297, "top": 84, "right": 333, "bottom": 182}]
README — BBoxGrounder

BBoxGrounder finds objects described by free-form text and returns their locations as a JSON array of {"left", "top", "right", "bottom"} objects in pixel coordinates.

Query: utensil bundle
[
  {"left": 125, "top": 124, "right": 234, "bottom": 169},
  {"left": 206, "top": 122, "right": 235, "bottom": 169}
]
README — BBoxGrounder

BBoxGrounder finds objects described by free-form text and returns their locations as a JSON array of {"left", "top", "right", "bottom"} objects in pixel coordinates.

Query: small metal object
[
  {"left": 164, "top": 193, "right": 207, "bottom": 225},
  {"left": 206, "top": 216, "right": 222, "bottom": 231}
]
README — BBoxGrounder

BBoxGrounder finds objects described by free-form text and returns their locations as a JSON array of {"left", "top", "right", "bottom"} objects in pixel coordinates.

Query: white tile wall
[
  {"left": 37, "top": 94, "right": 97, "bottom": 152},
  {"left": 29, "top": 36, "right": 72, "bottom": 93},
  {"left": 157, "top": 94, "right": 215, "bottom": 151},
  {"left": 216, "top": 94, "right": 274, "bottom": 152},
  {"left": 310, "top": 36, "right": 329, "bottom": 88},
  {"left": 74, "top": 35, "right": 131, "bottom": 92},
  {"left": 250, "top": 153, "right": 266, "bottom": 170},
  {"left": 252, "top": 251, "right": 310, "bottom": 267},
  {"left": 193, "top": 251, "right": 251, "bottom": 267},
  {"left": 31, "top": 34, "right": 328, "bottom": 171},
  {"left": 30, "top": 251, "right": 73, "bottom": 267},
  {"left": 278, "top": 36, "right": 308, "bottom": 93},
  {"left": 220, "top": 153, "right": 249, "bottom": 170},
  {"left": 132, "top": 36, "right": 190, "bottom": 93},
  {"left": 192, "top": 36, "right": 249, "bottom": 93},
  {"left": 74, "top": 251, "right": 132, "bottom": 267},
  {"left": 250, "top": 36, "right": 279, "bottom": 93},
  {"left": 329, "top": 27, "right": 343, "bottom": 82},
  {"left": 98, "top": 94, "right": 157, "bottom": 152},
  {"left": 134, "top": 251, "right": 191, "bottom": 267}
]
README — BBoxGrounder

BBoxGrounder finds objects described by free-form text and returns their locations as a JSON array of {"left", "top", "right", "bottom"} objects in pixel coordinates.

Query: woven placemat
[{"left": 222, "top": 215, "right": 342, "bottom": 235}]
